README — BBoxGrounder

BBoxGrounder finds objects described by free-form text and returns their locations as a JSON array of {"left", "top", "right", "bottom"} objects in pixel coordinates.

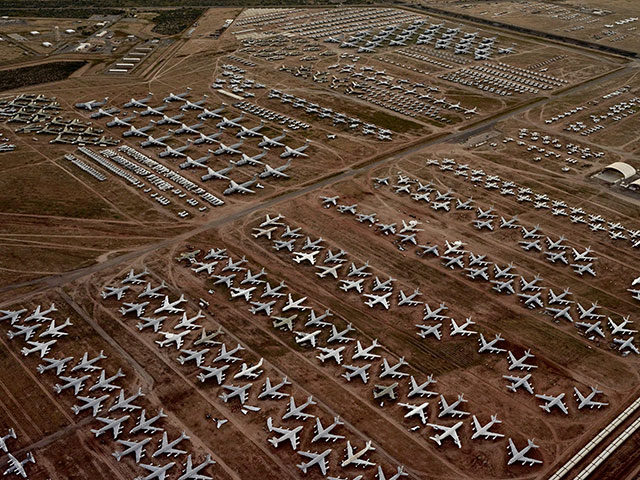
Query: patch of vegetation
[
  {"left": 0, "top": 61, "right": 86, "bottom": 92},
  {"left": 1, "top": 8, "right": 124, "bottom": 19},
  {"left": 149, "top": 8, "right": 205, "bottom": 36}
]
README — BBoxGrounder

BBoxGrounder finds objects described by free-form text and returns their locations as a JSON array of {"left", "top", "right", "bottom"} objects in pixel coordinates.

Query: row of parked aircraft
[{"left": 177, "top": 230, "right": 547, "bottom": 466}]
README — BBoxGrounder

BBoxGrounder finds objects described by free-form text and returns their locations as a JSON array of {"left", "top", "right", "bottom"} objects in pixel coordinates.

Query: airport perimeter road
[{"left": 0, "top": 61, "right": 636, "bottom": 300}]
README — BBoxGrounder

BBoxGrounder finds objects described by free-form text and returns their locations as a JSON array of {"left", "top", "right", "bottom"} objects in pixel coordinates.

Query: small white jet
[
  {"left": 266, "top": 417, "right": 303, "bottom": 450},
  {"left": 427, "top": 421, "right": 463, "bottom": 448},
  {"left": 507, "top": 438, "right": 542, "bottom": 466}
]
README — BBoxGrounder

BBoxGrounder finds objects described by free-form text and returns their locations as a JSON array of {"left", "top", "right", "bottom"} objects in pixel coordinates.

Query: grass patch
[{"left": 150, "top": 8, "right": 205, "bottom": 35}]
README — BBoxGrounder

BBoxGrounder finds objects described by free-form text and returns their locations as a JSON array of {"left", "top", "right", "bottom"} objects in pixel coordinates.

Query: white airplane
[
  {"left": 72, "top": 394, "right": 110, "bottom": 416},
  {"left": 155, "top": 331, "right": 190, "bottom": 350},
  {"left": 109, "top": 387, "right": 145, "bottom": 413},
  {"left": 7, "top": 324, "right": 39, "bottom": 341},
  {"left": 477, "top": 333, "right": 506, "bottom": 354},
  {"left": 223, "top": 176, "right": 258, "bottom": 195},
  {"left": 504, "top": 373, "right": 535, "bottom": 394},
  {"left": 548, "top": 288, "right": 573, "bottom": 305},
  {"left": 234, "top": 358, "right": 264, "bottom": 380},
  {"left": 120, "top": 301, "right": 149, "bottom": 318},
  {"left": 136, "top": 461, "right": 176, "bottom": 480},
  {"left": 214, "top": 343, "right": 245, "bottom": 363},
  {"left": 154, "top": 295, "right": 187, "bottom": 315},
  {"left": 262, "top": 281, "right": 287, "bottom": 298},
  {"left": 194, "top": 131, "right": 223, "bottom": 145},
  {"left": 23, "top": 303, "right": 57, "bottom": 323},
  {"left": 40, "top": 318, "right": 73, "bottom": 338},
  {"left": 352, "top": 340, "right": 381, "bottom": 360},
  {"left": 213, "top": 141, "right": 243, "bottom": 156},
  {"left": 21, "top": 339, "right": 56, "bottom": 358},
  {"left": 608, "top": 316, "right": 637, "bottom": 335},
  {"left": 416, "top": 322, "right": 442, "bottom": 339},
  {"left": 577, "top": 320, "right": 605, "bottom": 338},
  {"left": 398, "top": 401, "right": 429, "bottom": 424},
  {"left": 197, "top": 364, "right": 229, "bottom": 384},
  {"left": 0, "top": 308, "right": 27, "bottom": 325},
  {"left": 177, "top": 349, "right": 209, "bottom": 367},
  {"left": 159, "top": 140, "right": 193, "bottom": 158},
  {"left": 423, "top": 302, "right": 448, "bottom": 321},
  {"left": 91, "top": 414, "right": 130, "bottom": 439},
  {"left": 152, "top": 431, "right": 190, "bottom": 458},
  {"left": 123, "top": 123, "right": 154, "bottom": 137},
  {"left": 216, "top": 115, "right": 244, "bottom": 129},
  {"left": 408, "top": 375, "right": 438, "bottom": 398},
  {"left": 312, "top": 417, "right": 344, "bottom": 443},
  {"left": 130, "top": 409, "right": 167, "bottom": 435},
  {"left": 363, "top": 292, "right": 392, "bottom": 310},
  {"left": 577, "top": 302, "right": 604, "bottom": 320},
  {"left": 428, "top": 421, "right": 463, "bottom": 448},
  {"left": 76, "top": 97, "right": 108, "bottom": 110},
  {"left": 164, "top": 88, "right": 191, "bottom": 102},
  {"left": 283, "top": 294, "right": 309, "bottom": 312},
  {"left": 571, "top": 263, "right": 596, "bottom": 277},
  {"left": 283, "top": 396, "right": 316, "bottom": 421},
  {"left": 4, "top": 452, "right": 35, "bottom": 478},
  {"left": 316, "top": 346, "right": 345, "bottom": 365},
  {"left": 101, "top": 285, "right": 130, "bottom": 300},
  {"left": 137, "top": 316, "right": 166, "bottom": 332},
  {"left": 293, "top": 250, "right": 319, "bottom": 265},
  {"left": 613, "top": 337, "right": 639, "bottom": 354},
  {"left": 37, "top": 356, "right": 73, "bottom": 375},
  {"left": 380, "top": 357, "right": 409, "bottom": 379},
  {"left": 397, "top": 289, "right": 423, "bottom": 307},
  {"left": 176, "top": 454, "right": 215, "bottom": 480},
  {"left": 294, "top": 330, "right": 322, "bottom": 348},
  {"left": 297, "top": 449, "right": 331, "bottom": 475},
  {"left": 260, "top": 159, "right": 293, "bottom": 179},
  {"left": 574, "top": 386, "right": 608, "bottom": 409},
  {"left": 219, "top": 383, "right": 252, "bottom": 404},
  {"left": 53, "top": 374, "right": 91, "bottom": 395},
  {"left": 237, "top": 122, "right": 265, "bottom": 138},
  {"left": 124, "top": 93, "right": 153, "bottom": 108},
  {"left": 546, "top": 305, "right": 574, "bottom": 322},
  {"left": 327, "top": 323, "right": 355, "bottom": 344},
  {"left": 339, "top": 278, "right": 365, "bottom": 294},
  {"left": 507, "top": 350, "right": 537, "bottom": 370},
  {"left": 507, "top": 438, "right": 542, "bottom": 466},
  {"left": 113, "top": 437, "right": 151, "bottom": 463},
  {"left": 450, "top": 318, "right": 477, "bottom": 336},
  {"left": 280, "top": 140, "right": 310, "bottom": 158},
  {"left": 90, "top": 368, "right": 125, "bottom": 392},
  {"left": 259, "top": 130, "right": 287, "bottom": 148},
  {"left": 0, "top": 428, "right": 16, "bottom": 453},
  {"left": 72, "top": 351, "right": 106, "bottom": 372},
  {"left": 259, "top": 376, "right": 291, "bottom": 400},
  {"left": 266, "top": 417, "right": 304, "bottom": 448},
  {"left": 197, "top": 105, "right": 226, "bottom": 120},
  {"left": 471, "top": 415, "right": 504, "bottom": 440},
  {"left": 536, "top": 392, "right": 569, "bottom": 414},
  {"left": 180, "top": 96, "right": 208, "bottom": 110},
  {"left": 438, "top": 394, "right": 470, "bottom": 418},
  {"left": 175, "top": 311, "right": 205, "bottom": 331},
  {"left": 341, "top": 363, "right": 371, "bottom": 383},
  {"left": 341, "top": 440, "right": 376, "bottom": 468}
]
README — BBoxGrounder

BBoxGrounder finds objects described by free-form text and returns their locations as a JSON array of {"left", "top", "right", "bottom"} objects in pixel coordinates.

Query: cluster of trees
[
  {"left": 150, "top": 8, "right": 205, "bottom": 35},
  {"left": 0, "top": 62, "right": 86, "bottom": 92}
]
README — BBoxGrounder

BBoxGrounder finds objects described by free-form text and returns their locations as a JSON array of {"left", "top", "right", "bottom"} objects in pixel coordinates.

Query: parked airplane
[
  {"left": 507, "top": 350, "right": 537, "bottom": 370},
  {"left": 450, "top": 318, "right": 477, "bottom": 337},
  {"left": 37, "top": 356, "right": 73, "bottom": 375},
  {"left": 91, "top": 415, "right": 130, "bottom": 440},
  {"left": 267, "top": 417, "right": 303, "bottom": 449},
  {"left": 471, "top": 415, "right": 504, "bottom": 440},
  {"left": 197, "top": 364, "right": 229, "bottom": 384},
  {"left": 438, "top": 394, "right": 470, "bottom": 418},
  {"left": 219, "top": 383, "right": 252, "bottom": 404},
  {"left": 156, "top": 331, "right": 190, "bottom": 350},
  {"left": 152, "top": 431, "right": 190, "bottom": 458},
  {"left": 398, "top": 401, "right": 429, "bottom": 424},
  {"left": 76, "top": 97, "right": 108, "bottom": 110},
  {"left": 341, "top": 440, "right": 376, "bottom": 468},
  {"left": 504, "top": 373, "right": 535, "bottom": 394},
  {"left": 136, "top": 461, "right": 176, "bottom": 480},
  {"left": 4, "top": 452, "right": 35, "bottom": 478},
  {"left": 536, "top": 393, "right": 569, "bottom": 414},
  {"left": 477, "top": 333, "right": 506, "bottom": 354},
  {"left": 280, "top": 140, "right": 311, "bottom": 158},
  {"left": 0, "top": 428, "right": 16, "bottom": 453},
  {"left": 72, "top": 394, "right": 110, "bottom": 416},
  {"left": 341, "top": 363, "right": 371, "bottom": 383},
  {"left": 312, "top": 417, "right": 344, "bottom": 443},
  {"left": 428, "top": 421, "right": 463, "bottom": 448},
  {"left": 113, "top": 437, "right": 151, "bottom": 463},
  {"left": 373, "top": 382, "right": 398, "bottom": 400},
  {"left": 574, "top": 386, "right": 608, "bottom": 409},
  {"left": 259, "top": 377, "right": 291, "bottom": 400},
  {"left": 21, "top": 339, "right": 56, "bottom": 358},
  {"left": 176, "top": 454, "right": 215, "bottom": 480},
  {"left": 507, "top": 438, "right": 542, "bottom": 466}
]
